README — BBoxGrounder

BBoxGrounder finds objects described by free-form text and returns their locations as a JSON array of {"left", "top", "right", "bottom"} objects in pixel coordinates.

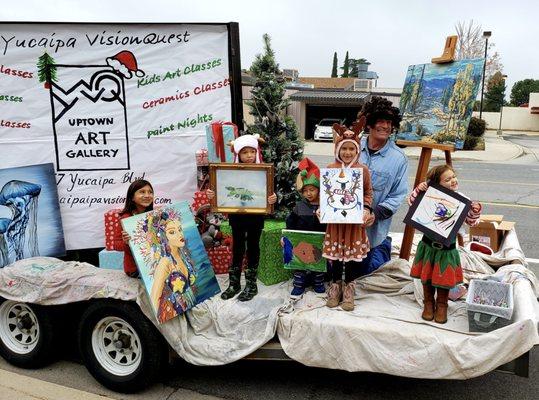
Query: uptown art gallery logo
[{"left": 44, "top": 50, "right": 145, "bottom": 171}]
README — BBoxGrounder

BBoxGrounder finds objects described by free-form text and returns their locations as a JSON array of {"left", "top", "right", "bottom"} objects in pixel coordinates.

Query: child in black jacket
[{"left": 285, "top": 158, "right": 327, "bottom": 298}]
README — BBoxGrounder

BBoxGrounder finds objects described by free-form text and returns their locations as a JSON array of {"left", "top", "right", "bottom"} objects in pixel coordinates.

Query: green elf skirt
[{"left": 410, "top": 235, "right": 463, "bottom": 289}]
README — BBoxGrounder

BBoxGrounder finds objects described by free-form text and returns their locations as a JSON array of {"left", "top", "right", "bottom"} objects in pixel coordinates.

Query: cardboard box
[{"left": 469, "top": 214, "right": 515, "bottom": 252}]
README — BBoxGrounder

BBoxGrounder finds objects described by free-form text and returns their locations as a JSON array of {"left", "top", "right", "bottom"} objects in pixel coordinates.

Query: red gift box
[
  {"left": 207, "top": 245, "right": 232, "bottom": 275},
  {"left": 191, "top": 190, "right": 210, "bottom": 213},
  {"left": 104, "top": 208, "right": 122, "bottom": 250}
]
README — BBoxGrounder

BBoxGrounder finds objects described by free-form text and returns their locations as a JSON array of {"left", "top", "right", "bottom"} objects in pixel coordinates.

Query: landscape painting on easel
[{"left": 397, "top": 59, "right": 485, "bottom": 149}]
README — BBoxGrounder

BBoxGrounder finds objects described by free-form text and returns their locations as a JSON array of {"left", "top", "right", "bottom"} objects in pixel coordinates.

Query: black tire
[
  {"left": 0, "top": 298, "right": 56, "bottom": 368},
  {"left": 77, "top": 300, "right": 167, "bottom": 393}
]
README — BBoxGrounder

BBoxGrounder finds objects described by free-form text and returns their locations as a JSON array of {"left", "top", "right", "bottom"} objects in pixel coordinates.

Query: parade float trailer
[{"left": 0, "top": 22, "right": 537, "bottom": 394}]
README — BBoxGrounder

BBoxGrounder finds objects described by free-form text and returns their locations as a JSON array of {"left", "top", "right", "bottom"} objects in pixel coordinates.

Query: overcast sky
[{"left": 2, "top": 0, "right": 538, "bottom": 92}]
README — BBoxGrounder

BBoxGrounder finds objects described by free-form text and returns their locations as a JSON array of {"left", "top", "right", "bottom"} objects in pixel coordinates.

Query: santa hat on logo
[
  {"left": 230, "top": 134, "right": 265, "bottom": 163},
  {"left": 106, "top": 50, "right": 145, "bottom": 79},
  {"left": 296, "top": 157, "right": 320, "bottom": 191}
]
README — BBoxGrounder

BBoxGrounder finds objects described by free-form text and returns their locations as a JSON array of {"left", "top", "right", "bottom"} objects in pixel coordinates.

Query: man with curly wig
[{"left": 356, "top": 96, "right": 409, "bottom": 274}]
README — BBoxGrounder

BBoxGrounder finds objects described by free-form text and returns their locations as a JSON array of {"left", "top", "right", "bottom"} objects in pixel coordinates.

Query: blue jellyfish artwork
[
  {"left": 0, "top": 164, "right": 65, "bottom": 268},
  {"left": 0, "top": 218, "right": 10, "bottom": 266},
  {"left": 0, "top": 180, "right": 41, "bottom": 263}
]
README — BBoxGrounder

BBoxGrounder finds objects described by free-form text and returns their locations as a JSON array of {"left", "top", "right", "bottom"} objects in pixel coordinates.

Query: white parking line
[{"left": 526, "top": 258, "right": 539, "bottom": 264}]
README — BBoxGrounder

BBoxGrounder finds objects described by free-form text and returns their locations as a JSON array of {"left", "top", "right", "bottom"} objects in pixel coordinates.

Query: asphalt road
[{"left": 1, "top": 350, "right": 537, "bottom": 400}]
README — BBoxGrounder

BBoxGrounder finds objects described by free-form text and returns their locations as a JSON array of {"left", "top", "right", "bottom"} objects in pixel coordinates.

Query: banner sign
[{"left": 0, "top": 23, "right": 237, "bottom": 249}]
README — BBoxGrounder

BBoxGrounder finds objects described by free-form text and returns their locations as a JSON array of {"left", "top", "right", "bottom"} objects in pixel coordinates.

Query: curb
[{"left": 0, "top": 368, "right": 116, "bottom": 400}]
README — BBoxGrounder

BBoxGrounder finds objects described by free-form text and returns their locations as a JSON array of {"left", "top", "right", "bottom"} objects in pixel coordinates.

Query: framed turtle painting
[{"left": 209, "top": 163, "right": 274, "bottom": 214}]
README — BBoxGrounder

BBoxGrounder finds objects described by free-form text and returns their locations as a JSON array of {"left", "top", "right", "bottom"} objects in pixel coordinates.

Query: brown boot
[
  {"left": 434, "top": 288, "right": 450, "bottom": 324},
  {"left": 341, "top": 281, "right": 356, "bottom": 311},
  {"left": 421, "top": 284, "right": 435, "bottom": 321},
  {"left": 326, "top": 281, "right": 342, "bottom": 308}
]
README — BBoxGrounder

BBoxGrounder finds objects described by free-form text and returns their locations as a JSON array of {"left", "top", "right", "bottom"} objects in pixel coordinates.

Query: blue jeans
[{"left": 356, "top": 236, "right": 392, "bottom": 277}]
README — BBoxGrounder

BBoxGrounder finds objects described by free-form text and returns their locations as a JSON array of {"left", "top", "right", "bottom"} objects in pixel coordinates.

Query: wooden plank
[
  {"left": 400, "top": 146, "right": 433, "bottom": 260},
  {"left": 396, "top": 140, "right": 455, "bottom": 152}
]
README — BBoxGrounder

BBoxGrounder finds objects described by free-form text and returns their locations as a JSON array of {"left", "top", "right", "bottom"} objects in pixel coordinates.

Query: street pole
[
  {"left": 479, "top": 31, "right": 491, "bottom": 120},
  {"left": 497, "top": 74, "right": 507, "bottom": 136},
  {"left": 497, "top": 105, "right": 504, "bottom": 136}
]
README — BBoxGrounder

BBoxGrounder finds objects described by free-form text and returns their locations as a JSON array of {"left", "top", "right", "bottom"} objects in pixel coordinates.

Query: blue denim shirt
[{"left": 360, "top": 137, "right": 409, "bottom": 248}]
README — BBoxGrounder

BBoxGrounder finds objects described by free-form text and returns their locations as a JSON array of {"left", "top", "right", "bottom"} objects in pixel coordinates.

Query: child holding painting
[
  {"left": 283, "top": 157, "right": 327, "bottom": 298},
  {"left": 207, "top": 134, "right": 277, "bottom": 302},
  {"left": 112, "top": 179, "right": 155, "bottom": 277},
  {"left": 322, "top": 121, "right": 374, "bottom": 311},
  {"left": 408, "top": 164, "right": 482, "bottom": 323}
]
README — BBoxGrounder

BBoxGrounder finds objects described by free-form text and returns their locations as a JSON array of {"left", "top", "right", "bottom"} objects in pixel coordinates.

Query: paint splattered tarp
[
  {"left": 0, "top": 257, "right": 287, "bottom": 365},
  {"left": 0, "top": 229, "right": 537, "bottom": 377},
  {"left": 277, "top": 233, "right": 539, "bottom": 379}
]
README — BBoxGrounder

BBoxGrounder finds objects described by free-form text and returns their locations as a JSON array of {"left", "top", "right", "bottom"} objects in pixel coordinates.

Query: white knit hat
[{"left": 231, "top": 134, "right": 264, "bottom": 163}]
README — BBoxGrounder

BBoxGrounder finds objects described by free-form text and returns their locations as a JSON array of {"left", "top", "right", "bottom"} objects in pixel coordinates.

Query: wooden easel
[
  {"left": 431, "top": 35, "right": 457, "bottom": 64},
  {"left": 398, "top": 35, "right": 462, "bottom": 260},
  {"left": 398, "top": 140, "right": 454, "bottom": 261}
]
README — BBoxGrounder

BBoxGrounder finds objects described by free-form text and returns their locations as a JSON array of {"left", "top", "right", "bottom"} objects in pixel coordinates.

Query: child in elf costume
[
  {"left": 322, "top": 121, "right": 374, "bottom": 311},
  {"left": 284, "top": 157, "right": 327, "bottom": 298},
  {"left": 408, "top": 164, "right": 482, "bottom": 323},
  {"left": 207, "top": 134, "right": 276, "bottom": 301}
]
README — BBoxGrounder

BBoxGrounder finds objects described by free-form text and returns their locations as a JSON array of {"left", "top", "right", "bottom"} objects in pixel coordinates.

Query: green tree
[
  {"left": 483, "top": 71, "right": 506, "bottom": 112},
  {"left": 340, "top": 51, "right": 349, "bottom": 77},
  {"left": 349, "top": 58, "right": 368, "bottom": 78},
  {"left": 37, "top": 52, "right": 57, "bottom": 89},
  {"left": 510, "top": 79, "right": 539, "bottom": 106},
  {"left": 331, "top": 52, "right": 338, "bottom": 77},
  {"left": 246, "top": 34, "right": 304, "bottom": 219}
]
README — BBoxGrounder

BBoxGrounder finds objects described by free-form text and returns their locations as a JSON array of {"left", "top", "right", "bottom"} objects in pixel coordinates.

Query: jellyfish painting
[
  {"left": 0, "top": 180, "right": 42, "bottom": 267},
  {"left": 0, "top": 218, "right": 10, "bottom": 267}
]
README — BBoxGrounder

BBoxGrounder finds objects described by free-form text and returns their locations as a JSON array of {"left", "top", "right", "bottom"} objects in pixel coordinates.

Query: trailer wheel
[
  {"left": 0, "top": 299, "right": 55, "bottom": 368},
  {"left": 78, "top": 300, "right": 166, "bottom": 393}
]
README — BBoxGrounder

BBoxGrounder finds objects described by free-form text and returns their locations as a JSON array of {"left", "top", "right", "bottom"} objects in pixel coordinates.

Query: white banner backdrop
[{"left": 0, "top": 23, "right": 234, "bottom": 249}]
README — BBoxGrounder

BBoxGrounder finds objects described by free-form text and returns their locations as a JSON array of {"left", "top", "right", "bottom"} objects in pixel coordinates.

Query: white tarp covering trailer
[{"left": 0, "top": 231, "right": 537, "bottom": 393}]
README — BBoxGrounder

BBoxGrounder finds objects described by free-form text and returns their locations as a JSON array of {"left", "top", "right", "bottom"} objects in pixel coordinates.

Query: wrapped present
[
  {"left": 195, "top": 149, "right": 209, "bottom": 166},
  {"left": 104, "top": 208, "right": 122, "bottom": 250},
  {"left": 205, "top": 122, "right": 238, "bottom": 163},
  {"left": 207, "top": 245, "right": 232, "bottom": 274},
  {"left": 191, "top": 191, "right": 210, "bottom": 213},
  {"left": 221, "top": 220, "right": 292, "bottom": 285},
  {"left": 99, "top": 249, "right": 124, "bottom": 270}
]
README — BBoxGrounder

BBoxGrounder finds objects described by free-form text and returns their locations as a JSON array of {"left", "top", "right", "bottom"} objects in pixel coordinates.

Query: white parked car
[{"left": 313, "top": 118, "right": 343, "bottom": 141}]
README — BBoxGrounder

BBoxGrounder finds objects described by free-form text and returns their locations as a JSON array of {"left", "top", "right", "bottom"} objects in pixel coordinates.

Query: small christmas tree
[
  {"left": 246, "top": 34, "right": 304, "bottom": 219},
  {"left": 37, "top": 52, "right": 57, "bottom": 89}
]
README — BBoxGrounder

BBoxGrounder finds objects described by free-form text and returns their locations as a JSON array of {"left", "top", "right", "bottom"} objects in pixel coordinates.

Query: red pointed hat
[
  {"left": 106, "top": 50, "right": 145, "bottom": 79},
  {"left": 296, "top": 157, "right": 320, "bottom": 190}
]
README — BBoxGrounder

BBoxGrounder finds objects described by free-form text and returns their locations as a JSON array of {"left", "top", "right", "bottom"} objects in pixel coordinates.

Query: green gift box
[{"left": 221, "top": 219, "right": 292, "bottom": 285}]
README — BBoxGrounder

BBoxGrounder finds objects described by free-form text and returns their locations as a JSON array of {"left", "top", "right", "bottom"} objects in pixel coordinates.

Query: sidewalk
[
  {"left": 0, "top": 369, "right": 115, "bottom": 400},
  {"left": 304, "top": 130, "right": 524, "bottom": 162}
]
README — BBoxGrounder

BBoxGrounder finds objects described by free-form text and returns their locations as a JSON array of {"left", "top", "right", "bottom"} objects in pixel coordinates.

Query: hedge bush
[{"left": 467, "top": 117, "right": 486, "bottom": 138}]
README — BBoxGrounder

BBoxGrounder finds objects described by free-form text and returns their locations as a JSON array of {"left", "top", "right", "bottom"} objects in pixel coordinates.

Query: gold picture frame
[{"left": 209, "top": 163, "right": 274, "bottom": 214}]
